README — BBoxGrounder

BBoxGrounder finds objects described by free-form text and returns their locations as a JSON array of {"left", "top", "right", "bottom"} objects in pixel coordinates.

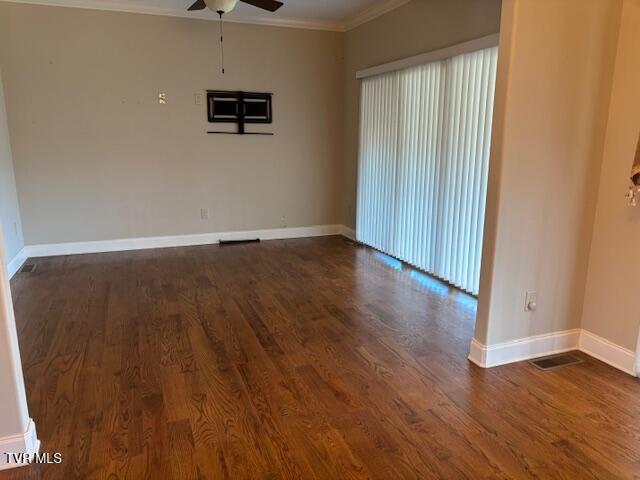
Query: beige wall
[
  {"left": 1, "top": 0, "right": 503, "bottom": 244},
  {"left": 581, "top": 0, "right": 640, "bottom": 352},
  {"left": 341, "top": 0, "right": 502, "bottom": 228},
  {"left": 0, "top": 69, "right": 24, "bottom": 262},
  {"left": 0, "top": 3, "right": 343, "bottom": 245},
  {"left": 0, "top": 199, "right": 30, "bottom": 441},
  {"left": 475, "top": 0, "right": 622, "bottom": 345},
  {"left": 1, "top": 78, "right": 27, "bottom": 442}
]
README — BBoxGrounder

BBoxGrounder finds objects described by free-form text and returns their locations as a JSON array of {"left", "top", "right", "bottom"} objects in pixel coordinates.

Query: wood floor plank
[{"left": 1, "top": 236, "right": 639, "bottom": 479}]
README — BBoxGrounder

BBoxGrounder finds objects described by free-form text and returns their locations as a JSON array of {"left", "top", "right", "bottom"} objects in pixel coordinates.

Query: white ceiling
[
  {"left": 205, "top": 0, "right": 380, "bottom": 21},
  {"left": 3, "top": 0, "right": 411, "bottom": 31}
]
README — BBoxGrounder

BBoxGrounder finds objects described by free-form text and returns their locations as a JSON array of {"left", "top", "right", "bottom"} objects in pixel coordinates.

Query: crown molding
[
  {"left": 344, "top": 0, "right": 411, "bottom": 31},
  {"left": 0, "top": 0, "right": 346, "bottom": 32},
  {"left": 225, "top": 13, "right": 344, "bottom": 32},
  {"left": 1, "top": 0, "right": 412, "bottom": 32}
]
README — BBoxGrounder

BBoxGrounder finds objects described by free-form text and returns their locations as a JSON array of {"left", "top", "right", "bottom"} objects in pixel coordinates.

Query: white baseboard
[
  {"left": 0, "top": 419, "right": 40, "bottom": 471},
  {"left": 7, "top": 248, "right": 27, "bottom": 280},
  {"left": 468, "top": 329, "right": 581, "bottom": 368},
  {"left": 23, "top": 224, "right": 353, "bottom": 258},
  {"left": 578, "top": 330, "right": 636, "bottom": 376},
  {"left": 339, "top": 225, "right": 356, "bottom": 241},
  {"left": 469, "top": 328, "right": 638, "bottom": 376}
]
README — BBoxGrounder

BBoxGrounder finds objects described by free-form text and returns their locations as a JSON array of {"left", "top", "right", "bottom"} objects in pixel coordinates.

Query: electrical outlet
[
  {"left": 194, "top": 93, "right": 203, "bottom": 106},
  {"left": 200, "top": 208, "right": 209, "bottom": 220},
  {"left": 280, "top": 214, "right": 287, "bottom": 228},
  {"left": 525, "top": 291, "right": 538, "bottom": 312},
  {"left": 158, "top": 92, "right": 167, "bottom": 105}
]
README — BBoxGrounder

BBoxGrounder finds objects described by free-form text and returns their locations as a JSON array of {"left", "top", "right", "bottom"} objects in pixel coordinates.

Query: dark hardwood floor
[{"left": 2, "top": 236, "right": 639, "bottom": 479}]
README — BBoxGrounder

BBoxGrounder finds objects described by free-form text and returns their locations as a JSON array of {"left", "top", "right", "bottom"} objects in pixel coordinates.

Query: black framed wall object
[{"left": 207, "top": 91, "right": 273, "bottom": 125}]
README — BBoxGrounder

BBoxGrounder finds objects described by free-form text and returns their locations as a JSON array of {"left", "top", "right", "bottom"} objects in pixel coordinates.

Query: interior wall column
[{"left": 0, "top": 222, "right": 39, "bottom": 468}]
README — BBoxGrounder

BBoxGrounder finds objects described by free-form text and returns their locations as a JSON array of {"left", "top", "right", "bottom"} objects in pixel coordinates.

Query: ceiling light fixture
[
  {"left": 187, "top": 0, "right": 284, "bottom": 74},
  {"left": 204, "top": 0, "right": 239, "bottom": 14}
]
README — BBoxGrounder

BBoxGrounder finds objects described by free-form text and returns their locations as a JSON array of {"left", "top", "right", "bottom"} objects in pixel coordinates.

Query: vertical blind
[{"left": 357, "top": 46, "right": 498, "bottom": 295}]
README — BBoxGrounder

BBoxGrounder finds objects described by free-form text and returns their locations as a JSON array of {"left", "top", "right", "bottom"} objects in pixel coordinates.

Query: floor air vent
[
  {"left": 20, "top": 263, "right": 36, "bottom": 274},
  {"left": 219, "top": 239, "right": 260, "bottom": 246},
  {"left": 530, "top": 354, "right": 583, "bottom": 371}
]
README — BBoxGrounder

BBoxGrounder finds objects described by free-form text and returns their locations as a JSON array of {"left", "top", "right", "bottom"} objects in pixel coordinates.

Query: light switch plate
[{"left": 525, "top": 291, "right": 538, "bottom": 312}]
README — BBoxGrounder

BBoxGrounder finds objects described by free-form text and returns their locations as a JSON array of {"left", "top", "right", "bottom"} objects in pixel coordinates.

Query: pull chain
[{"left": 217, "top": 11, "right": 225, "bottom": 75}]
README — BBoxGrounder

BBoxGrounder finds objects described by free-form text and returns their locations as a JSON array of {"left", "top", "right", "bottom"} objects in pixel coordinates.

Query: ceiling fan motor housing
[{"left": 204, "top": 0, "right": 240, "bottom": 13}]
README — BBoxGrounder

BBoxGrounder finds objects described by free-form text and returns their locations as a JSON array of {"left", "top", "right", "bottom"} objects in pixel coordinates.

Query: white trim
[
  {"left": 222, "top": 14, "right": 343, "bottom": 32},
  {"left": 578, "top": 330, "right": 636, "bottom": 376},
  {"left": 468, "top": 329, "right": 580, "bottom": 368},
  {"left": 23, "top": 224, "right": 352, "bottom": 258},
  {"left": 0, "top": 419, "right": 40, "bottom": 471},
  {"left": 468, "top": 338, "right": 488, "bottom": 367},
  {"left": 356, "top": 33, "right": 500, "bottom": 79},
  {"left": 636, "top": 328, "right": 640, "bottom": 377},
  {"left": 469, "top": 328, "right": 638, "bottom": 376},
  {"left": 339, "top": 225, "right": 356, "bottom": 241},
  {"left": 0, "top": 0, "right": 414, "bottom": 31},
  {"left": 344, "top": 0, "right": 411, "bottom": 31},
  {"left": 0, "top": 0, "right": 345, "bottom": 32},
  {"left": 6, "top": 248, "right": 27, "bottom": 280}
]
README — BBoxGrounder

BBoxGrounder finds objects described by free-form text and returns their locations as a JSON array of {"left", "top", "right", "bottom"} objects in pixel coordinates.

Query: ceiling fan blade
[
  {"left": 240, "top": 0, "right": 283, "bottom": 12},
  {"left": 187, "top": 0, "right": 207, "bottom": 11}
]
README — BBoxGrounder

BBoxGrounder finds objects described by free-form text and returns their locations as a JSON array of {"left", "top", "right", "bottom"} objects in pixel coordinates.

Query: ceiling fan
[
  {"left": 187, "top": 0, "right": 283, "bottom": 14},
  {"left": 187, "top": 0, "right": 284, "bottom": 74}
]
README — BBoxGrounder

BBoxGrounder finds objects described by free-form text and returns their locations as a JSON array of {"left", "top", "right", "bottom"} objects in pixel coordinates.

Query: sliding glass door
[{"left": 357, "top": 46, "right": 498, "bottom": 295}]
